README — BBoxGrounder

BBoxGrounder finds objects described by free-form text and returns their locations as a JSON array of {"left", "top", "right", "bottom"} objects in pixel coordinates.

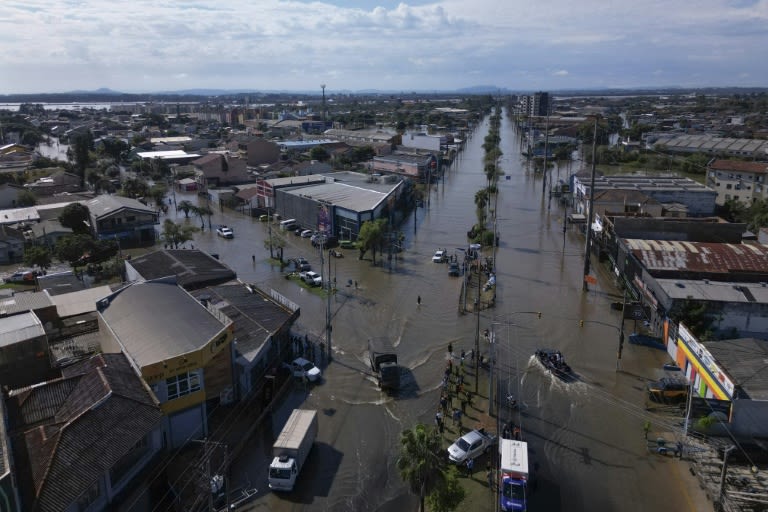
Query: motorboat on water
[{"left": 534, "top": 348, "right": 574, "bottom": 381}]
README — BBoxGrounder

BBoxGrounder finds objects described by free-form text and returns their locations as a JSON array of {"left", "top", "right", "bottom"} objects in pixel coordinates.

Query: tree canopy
[
  {"left": 161, "top": 219, "right": 198, "bottom": 249},
  {"left": 58, "top": 203, "right": 92, "bottom": 234},
  {"left": 397, "top": 423, "right": 447, "bottom": 512}
]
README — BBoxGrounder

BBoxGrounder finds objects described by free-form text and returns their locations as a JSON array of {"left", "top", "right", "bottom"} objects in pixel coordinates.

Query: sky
[{"left": 1, "top": 0, "right": 767, "bottom": 95}]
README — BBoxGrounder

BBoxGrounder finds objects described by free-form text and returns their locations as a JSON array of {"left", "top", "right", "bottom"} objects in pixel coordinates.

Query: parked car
[
  {"left": 4, "top": 270, "right": 38, "bottom": 284},
  {"left": 432, "top": 250, "right": 447, "bottom": 263},
  {"left": 448, "top": 261, "right": 460, "bottom": 276},
  {"left": 300, "top": 229, "right": 314, "bottom": 238},
  {"left": 647, "top": 377, "right": 688, "bottom": 403},
  {"left": 447, "top": 428, "right": 497, "bottom": 464},
  {"left": 285, "top": 357, "right": 322, "bottom": 382},
  {"left": 300, "top": 270, "right": 322, "bottom": 286},
  {"left": 216, "top": 225, "right": 234, "bottom": 238},
  {"left": 295, "top": 257, "right": 311, "bottom": 271}
]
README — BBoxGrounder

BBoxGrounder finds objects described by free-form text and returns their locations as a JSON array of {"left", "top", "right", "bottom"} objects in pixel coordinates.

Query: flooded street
[{"left": 159, "top": 112, "right": 698, "bottom": 511}]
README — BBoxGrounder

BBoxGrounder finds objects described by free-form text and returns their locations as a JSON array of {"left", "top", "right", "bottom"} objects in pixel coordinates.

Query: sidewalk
[{"left": 436, "top": 350, "right": 498, "bottom": 512}]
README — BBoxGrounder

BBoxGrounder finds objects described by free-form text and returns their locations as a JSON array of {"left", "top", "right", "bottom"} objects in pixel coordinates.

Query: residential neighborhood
[{"left": 1, "top": 89, "right": 768, "bottom": 512}]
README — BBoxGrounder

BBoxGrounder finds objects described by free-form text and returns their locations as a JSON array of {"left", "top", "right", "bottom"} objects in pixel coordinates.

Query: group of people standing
[{"left": 434, "top": 345, "right": 475, "bottom": 436}]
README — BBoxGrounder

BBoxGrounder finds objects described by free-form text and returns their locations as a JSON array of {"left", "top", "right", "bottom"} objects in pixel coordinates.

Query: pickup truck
[{"left": 447, "top": 428, "right": 497, "bottom": 464}]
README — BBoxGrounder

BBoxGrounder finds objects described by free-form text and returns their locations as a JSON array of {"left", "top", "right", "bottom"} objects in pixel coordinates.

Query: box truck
[
  {"left": 268, "top": 409, "right": 318, "bottom": 491},
  {"left": 499, "top": 439, "right": 534, "bottom": 511}
]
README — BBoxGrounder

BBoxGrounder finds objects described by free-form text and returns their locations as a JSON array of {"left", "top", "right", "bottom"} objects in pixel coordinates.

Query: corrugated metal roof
[
  {"left": 85, "top": 195, "right": 156, "bottom": 219},
  {"left": 284, "top": 181, "right": 395, "bottom": 212},
  {"left": 100, "top": 280, "right": 227, "bottom": 367},
  {"left": 703, "top": 339, "right": 768, "bottom": 400},
  {"left": 191, "top": 283, "right": 294, "bottom": 363},
  {"left": 0, "top": 291, "right": 52, "bottom": 317},
  {"left": 657, "top": 279, "right": 768, "bottom": 303},
  {"left": 48, "top": 285, "right": 112, "bottom": 318},
  {"left": 625, "top": 239, "right": 768, "bottom": 274},
  {"left": 0, "top": 311, "right": 45, "bottom": 346}
]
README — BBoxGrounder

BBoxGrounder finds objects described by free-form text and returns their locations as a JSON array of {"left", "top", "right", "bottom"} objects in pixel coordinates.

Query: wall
[{"left": 731, "top": 400, "right": 768, "bottom": 439}]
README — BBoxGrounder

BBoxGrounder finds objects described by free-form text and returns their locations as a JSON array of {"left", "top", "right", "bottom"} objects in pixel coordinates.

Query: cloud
[{"left": 0, "top": 0, "right": 766, "bottom": 93}]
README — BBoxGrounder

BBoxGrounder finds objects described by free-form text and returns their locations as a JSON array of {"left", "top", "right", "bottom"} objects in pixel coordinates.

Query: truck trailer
[
  {"left": 499, "top": 439, "right": 533, "bottom": 511},
  {"left": 268, "top": 409, "right": 318, "bottom": 491},
  {"left": 368, "top": 337, "right": 400, "bottom": 390}
]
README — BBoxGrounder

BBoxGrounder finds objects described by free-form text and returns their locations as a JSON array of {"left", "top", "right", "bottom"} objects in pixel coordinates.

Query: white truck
[
  {"left": 499, "top": 439, "right": 534, "bottom": 511},
  {"left": 268, "top": 409, "right": 318, "bottom": 491}
]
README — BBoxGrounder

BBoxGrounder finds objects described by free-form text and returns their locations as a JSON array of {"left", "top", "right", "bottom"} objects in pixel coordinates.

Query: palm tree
[
  {"left": 397, "top": 424, "right": 446, "bottom": 512},
  {"left": 177, "top": 200, "right": 195, "bottom": 218}
]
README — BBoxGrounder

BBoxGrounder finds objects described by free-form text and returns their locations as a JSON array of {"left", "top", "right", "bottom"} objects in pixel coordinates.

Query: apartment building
[{"left": 707, "top": 159, "right": 768, "bottom": 206}]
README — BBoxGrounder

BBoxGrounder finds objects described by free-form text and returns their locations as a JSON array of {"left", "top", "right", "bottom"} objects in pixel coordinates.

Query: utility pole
[
  {"left": 321, "top": 84, "right": 326, "bottom": 123},
  {"left": 541, "top": 114, "right": 550, "bottom": 199},
  {"left": 582, "top": 118, "right": 598, "bottom": 292},
  {"left": 324, "top": 243, "right": 333, "bottom": 361},
  {"left": 474, "top": 262, "right": 481, "bottom": 392}
]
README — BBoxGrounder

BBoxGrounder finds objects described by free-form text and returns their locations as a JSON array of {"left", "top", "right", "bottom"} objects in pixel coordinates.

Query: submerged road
[{"left": 165, "top": 110, "right": 708, "bottom": 512}]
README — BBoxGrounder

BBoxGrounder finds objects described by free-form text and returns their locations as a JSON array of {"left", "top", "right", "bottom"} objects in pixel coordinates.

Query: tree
[
  {"left": 177, "top": 200, "right": 195, "bottom": 218},
  {"left": 17, "top": 189, "right": 37, "bottom": 207},
  {"left": 56, "top": 234, "right": 96, "bottom": 265},
  {"left": 149, "top": 184, "right": 168, "bottom": 207},
  {"left": 397, "top": 424, "right": 446, "bottom": 512},
  {"left": 195, "top": 205, "right": 213, "bottom": 231},
  {"left": 58, "top": 203, "right": 92, "bottom": 234},
  {"left": 121, "top": 177, "right": 150, "bottom": 199},
  {"left": 669, "top": 299, "right": 716, "bottom": 340},
  {"left": 425, "top": 465, "right": 465, "bottom": 512},
  {"left": 357, "top": 219, "right": 386, "bottom": 264},
  {"left": 161, "top": 219, "right": 198, "bottom": 249},
  {"left": 68, "top": 130, "right": 94, "bottom": 188},
  {"left": 24, "top": 246, "right": 52, "bottom": 270},
  {"left": 264, "top": 230, "right": 286, "bottom": 261},
  {"left": 310, "top": 146, "right": 330, "bottom": 162}
]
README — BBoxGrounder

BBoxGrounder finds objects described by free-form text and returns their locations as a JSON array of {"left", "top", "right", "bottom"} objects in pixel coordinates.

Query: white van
[{"left": 279, "top": 219, "right": 297, "bottom": 231}]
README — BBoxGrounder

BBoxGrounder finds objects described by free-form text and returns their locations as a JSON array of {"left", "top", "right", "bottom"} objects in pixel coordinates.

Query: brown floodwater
[{"left": 163, "top": 110, "right": 699, "bottom": 512}]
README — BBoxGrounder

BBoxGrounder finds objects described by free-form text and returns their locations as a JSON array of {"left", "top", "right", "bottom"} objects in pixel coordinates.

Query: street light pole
[{"left": 582, "top": 117, "right": 598, "bottom": 292}]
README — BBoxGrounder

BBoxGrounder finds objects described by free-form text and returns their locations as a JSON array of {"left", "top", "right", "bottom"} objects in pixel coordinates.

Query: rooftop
[
  {"left": 7, "top": 353, "right": 161, "bottom": 511},
  {"left": 624, "top": 240, "right": 768, "bottom": 276},
  {"left": 283, "top": 181, "right": 395, "bottom": 213},
  {"left": 0, "top": 311, "right": 45, "bottom": 346},
  {"left": 99, "top": 279, "right": 228, "bottom": 367},
  {"left": 656, "top": 279, "right": 768, "bottom": 303},
  {"left": 190, "top": 283, "right": 295, "bottom": 363},
  {"left": 126, "top": 249, "right": 237, "bottom": 290},
  {"left": 702, "top": 338, "right": 768, "bottom": 401}
]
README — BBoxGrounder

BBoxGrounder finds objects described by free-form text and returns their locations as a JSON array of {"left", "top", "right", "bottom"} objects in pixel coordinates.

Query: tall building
[{"left": 521, "top": 92, "right": 550, "bottom": 116}]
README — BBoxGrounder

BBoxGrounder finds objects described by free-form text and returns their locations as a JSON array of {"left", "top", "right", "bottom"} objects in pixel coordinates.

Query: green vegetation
[{"left": 397, "top": 423, "right": 463, "bottom": 512}]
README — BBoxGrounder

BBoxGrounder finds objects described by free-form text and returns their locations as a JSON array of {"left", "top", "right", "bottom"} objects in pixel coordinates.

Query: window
[
  {"left": 166, "top": 371, "right": 201, "bottom": 400},
  {"left": 126, "top": 216, "right": 136, "bottom": 222},
  {"left": 726, "top": 184, "right": 732, "bottom": 190}
]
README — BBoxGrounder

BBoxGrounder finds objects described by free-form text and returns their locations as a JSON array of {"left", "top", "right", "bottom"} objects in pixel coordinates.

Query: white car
[
  {"left": 216, "top": 226, "right": 234, "bottom": 238},
  {"left": 300, "top": 229, "right": 314, "bottom": 238},
  {"left": 300, "top": 270, "right": 322, "bottom": 286},
  {"left": 432, "top": 250, "right": 447, "bottom": 263},
  {"left": 286, "top": 357, "right": 322, "bottom": 382},
  {"left": 447, "top": 428, "right": 497, "bottom": 464}
]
